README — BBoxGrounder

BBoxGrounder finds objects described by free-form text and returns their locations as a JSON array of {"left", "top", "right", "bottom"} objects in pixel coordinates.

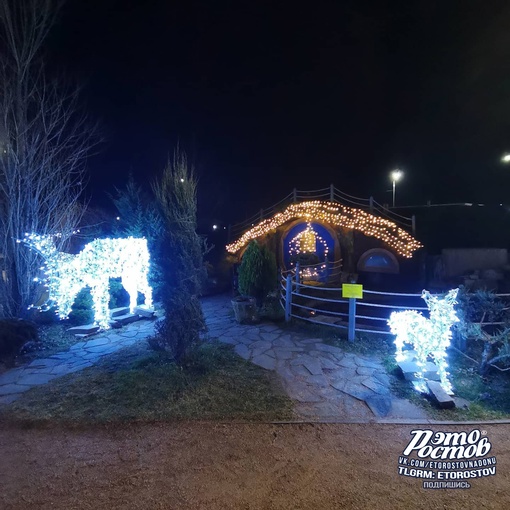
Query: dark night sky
[{"left": 46, "top": 0, "right": 510, "bottom": 226}]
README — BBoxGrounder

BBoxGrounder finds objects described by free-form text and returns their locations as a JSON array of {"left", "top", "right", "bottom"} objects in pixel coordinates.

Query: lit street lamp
[{"left": 390, "top": 169, "right": 403, "bottom": 208}]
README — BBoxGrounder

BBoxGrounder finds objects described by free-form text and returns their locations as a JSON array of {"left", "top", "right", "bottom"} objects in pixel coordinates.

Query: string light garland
[
  {"left": 288, "top": 222, "right": 329, "bottom": 257},
  {"left": 299, "top": 264, "right": 328, "bottom": 280},
  {"left": 21, "top": 233, "right": 153, "bottom": 329},
  {"left": 388, "top": 289, "right": 459, "bottom": 394},
  {"left": 287, "top": 222, "right": 330, "bottom": 280},
  {"left": 226, "top": 201, "right": 422, "bottom": 258}
]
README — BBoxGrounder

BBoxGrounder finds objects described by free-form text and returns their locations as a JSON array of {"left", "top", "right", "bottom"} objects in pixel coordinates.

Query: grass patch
[
  {"left": 0, "top": 341, "right": 294, "bottom": 426},
  {"left": 381, "top": 345, "right": 510, "bottom": 420},
  {"left": 24, "top": 323, "right": 78, "bottom": 359},
  {"left": 1, "top": 322, "right": 79, "bottom": 373},
  {"left": 426, "top": 349, "right": 510, "bottom": 421},
  {"left": 383, "top": 346, "right": 510, "bottom": 420}
]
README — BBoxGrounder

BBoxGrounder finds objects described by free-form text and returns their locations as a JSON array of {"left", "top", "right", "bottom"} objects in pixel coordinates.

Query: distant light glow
[
  {"left": 212, "top": 224, "right": 218, "bottom": 230},
  {"left": 388, "top": 288, "right": 459, "bottom": 394},
  {"left": 501, "top": 153, "right": 510, "bottom": 163},
  {"left": 22, "top": 234, "right": 153, "bottom": 329},
  {"left": 391, "top": 169, "right": 403, "bottom": 182}
]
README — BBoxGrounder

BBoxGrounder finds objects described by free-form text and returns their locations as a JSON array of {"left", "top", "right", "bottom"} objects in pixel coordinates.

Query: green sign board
[{"left": 342, "top": 283, "right": 363, "bottom": 299}]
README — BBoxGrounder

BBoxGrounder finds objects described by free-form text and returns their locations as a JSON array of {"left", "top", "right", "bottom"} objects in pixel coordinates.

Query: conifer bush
[
  {"left": 238, "top": 240, "right": 277, "bottom": 305},
  {"left": 68, "top": 288, "right": 94, "bottom": 325},
  {"left": 149, "top": 149, "right": 206, "bottom": 363}
]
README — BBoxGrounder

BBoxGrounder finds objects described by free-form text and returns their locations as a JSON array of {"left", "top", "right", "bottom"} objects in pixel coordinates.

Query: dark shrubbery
[
  {"left": 202, "top": 255, "right": 233, "bottom": 296},
  {"left": 454, "top": 287, "right": 510, "bottom": 375},
  {"left": 66, "top": 280, "right": 132, "bottom": 326},
  {"left": 238, "top": 240, "right": 277, "bottom": 305},
  {"left": 68, "top": 288, "right": 94, "bottom": 325},
  {"left": 0, "top": 319, "right": 38, "bottom": 362},
  {"left": 108, "top": 278, "right": 130, "bottom": 309}
]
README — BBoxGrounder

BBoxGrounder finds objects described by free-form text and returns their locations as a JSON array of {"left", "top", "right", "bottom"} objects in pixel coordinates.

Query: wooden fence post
[
  {"left": 412, "top": 215, "right": 416, "bottom": 236},
  {"left": 295, "top": 262, "right": 300, "bottom": 295},
  {"left": 293, "top": 188, "right": 297, "bottom": 203},
  {"left": 348, "top": 298, "right": 356, "bottom": 342},
  {"left": 285, "top": 274, "right": 292, "bottom": 322},
  {"left": 330, "top": 184, "right": 334, "bottom": 202},
  {"left": 369, "top": 196, "right": 374, "bottom": 213}
]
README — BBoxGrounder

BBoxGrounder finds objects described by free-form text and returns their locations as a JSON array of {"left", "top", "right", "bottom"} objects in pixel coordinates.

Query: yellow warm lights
[
  {"left": 299, "top": 224, "right": 317, "bottom": 253},
  {"left": 226, "top": 201, "right": 422, "bottom": 258},
  {"left": 289, "top": 222, "right": 329, "bottom": 256}
]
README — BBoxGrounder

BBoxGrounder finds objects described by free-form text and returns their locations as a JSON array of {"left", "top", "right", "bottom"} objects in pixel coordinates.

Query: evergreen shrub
[
  {"left": 68, "top": 287, "right": 94, "bottom": 325},
  {"left": 238, "top": 241, "right": 277, "bottom": 305}
]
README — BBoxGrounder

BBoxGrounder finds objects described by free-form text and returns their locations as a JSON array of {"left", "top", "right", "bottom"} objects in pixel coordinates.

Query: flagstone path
[
  {"left": 202, "top": 295, "right": 427, "bottom": 421},
  {"left": 0, "top": 320, "right": 156, "bottom": 405},
  {"left": 0, "top": 294, "right": 427, "bottom": 421}
]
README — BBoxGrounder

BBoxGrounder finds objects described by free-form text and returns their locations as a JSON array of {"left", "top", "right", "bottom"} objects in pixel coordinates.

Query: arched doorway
[{"left": 282, "top": 221, "right": 338, "bottom": 280}]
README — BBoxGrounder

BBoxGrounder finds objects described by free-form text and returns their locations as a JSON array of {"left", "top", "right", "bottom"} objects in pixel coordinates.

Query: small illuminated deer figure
[
  {"left": 22, "top": 234, "right": 153, "bottom": 329},
  {"left": 388, "top": 289, "right": 459, "bottom": 393}
]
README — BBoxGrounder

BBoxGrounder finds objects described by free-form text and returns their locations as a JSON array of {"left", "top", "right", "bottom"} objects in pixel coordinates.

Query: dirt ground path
[{"left": 1, "top": 422, "right": 508, "bottom": 509}]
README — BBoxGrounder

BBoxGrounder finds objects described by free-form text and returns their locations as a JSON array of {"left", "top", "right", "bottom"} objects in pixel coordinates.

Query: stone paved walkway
[
  {"left": 0, "top": 320, "right": 156, "bottom": 405},
  {"left": 0, "top": 294, "right": 427, "bottom": 421},
  {"left": 203, "top": 295, "right": 427, "bottom": 421}
]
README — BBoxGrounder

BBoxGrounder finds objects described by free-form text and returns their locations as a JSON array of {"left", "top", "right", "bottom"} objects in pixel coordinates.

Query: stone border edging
[{"left": 268, "top": 419, "right": 510, "bottom": 425}]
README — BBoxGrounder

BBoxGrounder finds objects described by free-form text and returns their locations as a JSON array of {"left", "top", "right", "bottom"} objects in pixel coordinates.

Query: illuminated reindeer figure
[
  {"left": 388, "top": 289, "right": 459, "bottom": 393},
  {"left": 22, "top": 234, "right": 153, "bottom": 329}
]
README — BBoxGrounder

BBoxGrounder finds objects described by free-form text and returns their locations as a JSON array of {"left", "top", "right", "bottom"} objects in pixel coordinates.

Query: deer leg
[
  {"left": 393, "top": 330, "right": 405, "bottom": 361},
  {"left": 90, "top": 280, "right": 110, "bottom": 329},
  {"left": 414, "top": 342, "right": 428, "bottom": 392},
  {"left": 121, "top": 275, "right": 138, "bottom": 314},
  {"left": 138, "top": 275, "right": 153, "bottom": 309},
  {"left": 434, "top": 351, "right": 453, "bottom": 394}
]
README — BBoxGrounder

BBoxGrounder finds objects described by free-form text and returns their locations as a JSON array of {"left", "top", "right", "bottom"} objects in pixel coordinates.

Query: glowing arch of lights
[{"left": 226, "top": 201, "right": 422, "bottom": 258}]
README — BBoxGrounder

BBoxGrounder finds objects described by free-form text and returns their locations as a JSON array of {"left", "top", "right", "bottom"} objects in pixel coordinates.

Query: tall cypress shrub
[{"left": 150, "top": 149, "right": 206, "bottom": 362}]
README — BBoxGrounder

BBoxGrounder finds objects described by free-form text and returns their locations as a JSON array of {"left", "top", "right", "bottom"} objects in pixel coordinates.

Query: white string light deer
[
  {"left": 21, "top": 234, "right": 153, "bottom": 329},
  {"left": 388, "top": 289, "right": 459, "bottom": 394}
]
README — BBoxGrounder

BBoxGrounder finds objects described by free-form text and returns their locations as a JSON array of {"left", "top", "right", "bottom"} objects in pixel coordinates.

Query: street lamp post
[{"left": 391, "top": 169, "right": 403, "bottom": 208}]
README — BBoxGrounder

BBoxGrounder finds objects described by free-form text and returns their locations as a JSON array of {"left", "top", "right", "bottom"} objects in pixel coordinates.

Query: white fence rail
[{"left": 279, "top": 265, "right": 510, "bottom": 340}]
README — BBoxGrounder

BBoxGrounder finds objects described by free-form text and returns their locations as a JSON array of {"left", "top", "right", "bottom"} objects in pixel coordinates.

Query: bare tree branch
[{"left": 0, "top": 0, "right": 100, "bottom": 317}]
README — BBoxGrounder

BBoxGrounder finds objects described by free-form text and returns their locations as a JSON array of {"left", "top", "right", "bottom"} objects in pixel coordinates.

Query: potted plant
[
  {"left": 232, "top": 240, "right": 277, "bottom": 323},
  {"left": 231, "top": 294, "right": 259, "bottom": 324}
]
